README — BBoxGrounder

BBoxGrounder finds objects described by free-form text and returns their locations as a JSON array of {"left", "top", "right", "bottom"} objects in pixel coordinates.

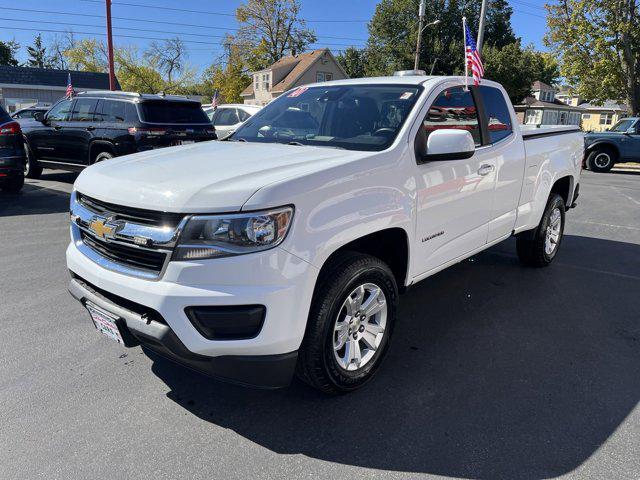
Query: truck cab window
[
  {"left": 478, "top": 86, "right": 513, "bottom": 143},
  {"left": 422, "top": 86, "right": 482, "bottom": 146}
]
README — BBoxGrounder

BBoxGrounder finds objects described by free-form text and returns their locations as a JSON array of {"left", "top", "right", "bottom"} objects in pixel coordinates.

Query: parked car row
[{"left": 1, "top": 91, "right": 262, "bottom": 192}]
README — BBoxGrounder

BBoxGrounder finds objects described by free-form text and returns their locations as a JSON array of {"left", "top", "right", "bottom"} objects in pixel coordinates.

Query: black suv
[
  {"left": 22, "top": 92, "right": 216, "bottom": 178},
  {"left": 0, "top": 104, "right": 25, "bottom": 192}
]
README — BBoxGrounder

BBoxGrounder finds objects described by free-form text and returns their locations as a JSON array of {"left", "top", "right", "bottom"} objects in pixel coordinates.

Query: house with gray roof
[{"left": 0, "top": 65, "right": 119, "bottom": 113}]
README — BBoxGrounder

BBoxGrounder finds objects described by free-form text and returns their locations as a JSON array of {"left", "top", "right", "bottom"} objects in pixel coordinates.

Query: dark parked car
[
  {"left": 11, "top": 106, "right": 49, "bottom": 120},
  {"left": 584, "top": 117, "right": 640, "bottom": 172},
  {"left": 0, "top": 105, "right": 25, "bottom": 192},
  {"left": 22, "top": 91, "right": 216, "bottom": 178}
]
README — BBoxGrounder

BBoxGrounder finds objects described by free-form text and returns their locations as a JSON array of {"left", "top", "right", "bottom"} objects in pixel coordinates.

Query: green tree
[
  {"left": 0, "top": 40, "right": 20, "bottom": 66},
  {"left": 230, "top": 0, "right": 317, "bottom": 71},
  {"left": 482, "top": 42, "right": 555, "bottom": 103},
  {"left": 202, "top": 45, "right": 251, "bottom": 103},
  {"left": 545, "top": 0, "right": 640, "bottom": 115},
  {"left": 365, "top": 0, "right": 516, "bottom": 76},
  {"left": 64, "top": 38, "right": 108, "bottom": 72},
  {"left": 26, "top": 34, "right": 53, "bottom": 68},
  {"left": 336, "top": 47, "right": 366, "bottom": 78}
]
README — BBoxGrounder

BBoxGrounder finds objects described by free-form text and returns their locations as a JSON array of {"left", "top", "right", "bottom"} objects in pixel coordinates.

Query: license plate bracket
[{"left": 85, "top": 301, "right": 137, "bottom": 347}]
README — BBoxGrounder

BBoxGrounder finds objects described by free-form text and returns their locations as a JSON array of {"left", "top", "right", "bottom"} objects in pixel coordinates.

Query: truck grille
[
  {"left": 77, "top": 193, "right": 184, "bottom": 228},
  {"left": 80, "top": 230, "right": 168, "bottom": 274}
]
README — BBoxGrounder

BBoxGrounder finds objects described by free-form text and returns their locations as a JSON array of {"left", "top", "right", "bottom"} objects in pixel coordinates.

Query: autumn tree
[
  {"left": 231, "top": 0, "right": 317, "bottom": 70},
  {"left": 202, "top": 43, "right": 252, "bottom": 103},
  {"left": 546, "top": 0, "right": 640, "bottom": 115}
]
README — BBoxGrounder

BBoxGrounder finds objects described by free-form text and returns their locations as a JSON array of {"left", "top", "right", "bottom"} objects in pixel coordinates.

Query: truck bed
[{"left": 520, "top": 125, "right": 581, "bottom": 139}]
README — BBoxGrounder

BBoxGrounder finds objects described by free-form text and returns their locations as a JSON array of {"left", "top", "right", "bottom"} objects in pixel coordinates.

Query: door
[
  {"left": 412, "top": 85, "right": 497, "bottom": 276},
  {"left": 64, "top": 98, "right": 100, "bottom": 164},
  {"left": 212, "top": 107, "right": 240, "bottom": 138},
  {"left": 28, "top": 99, "right": 72, "bottom": 161},
  {"left": 620, "top": 120, "right": 640, "bottom": 160},
  {"left": 477, "top": 85, "right": 526, "bottom": 242}
]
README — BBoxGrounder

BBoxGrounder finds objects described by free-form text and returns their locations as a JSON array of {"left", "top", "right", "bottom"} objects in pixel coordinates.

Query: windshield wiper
[{"left": 287, "top": 141, "right": 305, "bottom": 146}]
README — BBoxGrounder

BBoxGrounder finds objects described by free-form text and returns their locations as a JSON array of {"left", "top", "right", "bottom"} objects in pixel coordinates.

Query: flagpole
[{"left": 463, "top": 16, "right": 469, "bottom": 91}]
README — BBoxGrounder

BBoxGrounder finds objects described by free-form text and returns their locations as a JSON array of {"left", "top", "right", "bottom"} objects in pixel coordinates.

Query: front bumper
[
  {"left": 68, "top": 276, "right": 298, "bottom": 388},
  {"left": 66, "top": 240, "right": 318, "bottom": 387}
]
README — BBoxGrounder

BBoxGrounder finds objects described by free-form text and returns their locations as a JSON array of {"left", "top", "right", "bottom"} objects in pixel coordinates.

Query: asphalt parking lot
[{"left": 1, "top": 169, "right": 639, "bottom": 480}]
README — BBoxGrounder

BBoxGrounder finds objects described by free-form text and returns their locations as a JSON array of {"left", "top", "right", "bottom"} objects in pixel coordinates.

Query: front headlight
[{"left": 173, "top": 206, "right": 294, "bottom": 260}]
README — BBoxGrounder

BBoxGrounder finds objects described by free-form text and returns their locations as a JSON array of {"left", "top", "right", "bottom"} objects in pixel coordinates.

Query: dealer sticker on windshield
[
  {"left": 288, "top": 86, "right": 308, "bottom": 98},
  {"left": 400, "top": 91, "right": 415, "bottom": 100}
]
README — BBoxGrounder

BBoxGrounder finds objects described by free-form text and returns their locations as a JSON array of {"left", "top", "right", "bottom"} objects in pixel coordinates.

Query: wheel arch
[
  {"left": 550, "top": 175, "right": 574, "bottom": 208},
  {"left": 88, "top": 140, "right": 116, "bottom": 164},
  {"left": 586, "top": 141, "right": 620, "bottom": 158},
  {"left": 315, "top": 228, "right": 411, "bottom": 292}
]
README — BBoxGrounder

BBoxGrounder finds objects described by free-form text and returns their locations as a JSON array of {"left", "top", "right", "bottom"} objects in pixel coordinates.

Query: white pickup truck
[{"left": 67, "top": 74, "right": 583, "bottom": 393}]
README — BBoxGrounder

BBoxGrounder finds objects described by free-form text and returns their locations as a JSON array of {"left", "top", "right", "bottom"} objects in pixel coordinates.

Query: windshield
[
  {"left": 232, "top": 84, "right": 423, "bottom": 151},
  {"left": 609, "top": 119, "right": 635, "bottom": 132},
  {"left": 139, "top": 101, "right": 211, "bottom": 124}
]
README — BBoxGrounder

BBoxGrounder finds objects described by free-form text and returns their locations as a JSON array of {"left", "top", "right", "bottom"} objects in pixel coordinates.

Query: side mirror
[
  {"left": 34, "top": 112, "right": 45, "bottom": 123},
  {"left": 421, "top": 129, "right": 476, "bottom": 162}
]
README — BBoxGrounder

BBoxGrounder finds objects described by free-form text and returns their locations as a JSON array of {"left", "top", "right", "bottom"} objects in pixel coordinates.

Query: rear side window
[
  {"left": 214, "top": 108, "right": 239, "bottom": 126},
  {"left": 237, "top": 109, "right": 251, "bottom": 122},
  {"left": 98, "top": 100, "right": 128, "bottom": 123},
  {"left": 70, "top": 99, "right": 99, "bottom": 122},
  {"left": 0, "top": 105, "right": 10, "bottom": 122},
  {"left": 422, "top": 86, "right": 482, "bottom": 146},
  {"left": 139, "top": 101, "right": 210, "bottom": 124},
  {"left": 478, "top": 86, "right": 513, "bottom": 143}
]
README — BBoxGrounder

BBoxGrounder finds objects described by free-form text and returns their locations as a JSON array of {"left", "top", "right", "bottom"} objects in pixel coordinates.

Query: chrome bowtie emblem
[{"left": 88, "top": 216, "right": 119, "bottom": 240}]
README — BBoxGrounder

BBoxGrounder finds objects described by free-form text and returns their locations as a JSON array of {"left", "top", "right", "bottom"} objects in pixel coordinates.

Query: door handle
[
  {"left": 478, "top": 164, "right": 495, "bottom": 176},
  {"left": 86, "top": 126, "right": 96, "bottom": 131},
  {"left": 54, "top": 125, "right": 62, "bottom": 131}
]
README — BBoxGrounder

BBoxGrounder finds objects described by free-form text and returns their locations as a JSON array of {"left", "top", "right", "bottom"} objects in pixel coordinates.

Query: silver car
[{"left": 205, "top": 104, "right": 262, "bottom": 140}]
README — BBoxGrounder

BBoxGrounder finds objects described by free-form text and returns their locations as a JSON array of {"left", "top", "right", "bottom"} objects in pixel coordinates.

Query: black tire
[
  {"left": 516, "top": 193, "right": 566, "bottom": 267},
  {"left": 23, "top": 143, "right": 42, "bottom": 179},
  {"left": 586, "top": 147, "right": 616, "bottom": 173},
  {"left": 1, "top": 174, "right": 25, "bottom": 193},
  {"left": 296, "top": 252, "right": 398, "bottom": 394},
  {"left": 94, "top": 151, "right": 115, "bottom": 163}
]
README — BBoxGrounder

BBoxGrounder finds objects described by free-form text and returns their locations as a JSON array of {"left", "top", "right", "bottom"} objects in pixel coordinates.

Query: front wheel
[
  {"left": 94, "top": 151, "right": 115, "bottom": 163},
  {"left": 586, "top": 148, "right": 616, "bottom": 173},
  {"left": 516, "top": 193, "right": 565, "bottom": 267},
  {"left": 296, "top": 253, "right": 398, "bottom": 394}
]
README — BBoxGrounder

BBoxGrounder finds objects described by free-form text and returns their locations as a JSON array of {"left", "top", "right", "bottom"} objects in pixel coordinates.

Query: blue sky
[{"left": 1, "top": 0, "right": 550, "bottom": 74}]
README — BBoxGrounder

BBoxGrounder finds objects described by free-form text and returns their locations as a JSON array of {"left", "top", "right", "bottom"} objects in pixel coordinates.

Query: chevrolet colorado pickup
[{"left": 67, "top": 74, "right": 583, "bottom": 393}]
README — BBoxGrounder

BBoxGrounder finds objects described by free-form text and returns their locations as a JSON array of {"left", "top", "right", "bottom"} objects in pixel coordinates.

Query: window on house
[
  {"left": 316, "top": 72, "right": 333, "bottom": 83},
  {"left": 582, "top": 114, "right": 591, "bottom": 120},
  {"left": 525, "top": 109, "right": 542, "bottom": 125},
  {"left": 262, "top": 73, "right": 269, "bottom": 91},
  {"left": 600, "top": 113, "right": 613, "bottom": 125}
]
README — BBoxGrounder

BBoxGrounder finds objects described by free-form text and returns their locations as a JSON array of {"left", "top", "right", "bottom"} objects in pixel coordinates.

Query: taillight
[
  {"left": 128, "top": 127, "right": 167, "bottom": 136},
  {"left": 0, "top": 121, "right": 21, "bottom": 135}
]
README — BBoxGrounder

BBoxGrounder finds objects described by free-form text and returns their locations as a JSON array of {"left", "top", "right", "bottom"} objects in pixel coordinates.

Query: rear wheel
[
  {"left": 296, "top": 252, "right": 398, "bottom": 394},
  {"left": 516, "top": 193, "right": 565, "bottom": 267},
  {"left": 586, "top": 148, "right": 616, "bottom": 173},
  {"left": 23, "top": 144, "right": 42, "bottom": 179},
  {"left": 94, "top": 151, "right": 115, "bottom": 163}
]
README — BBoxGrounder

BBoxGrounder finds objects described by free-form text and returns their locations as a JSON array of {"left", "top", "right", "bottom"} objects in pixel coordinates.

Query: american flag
[
  {"left": 211, "top": 89, "right": 219, "bottom": 108},
  {"left": 65, "top": 73, "right": 74, "bottom": 99},
  {"left": 464, "top": 23, "right": 484, "bottom": 86}
]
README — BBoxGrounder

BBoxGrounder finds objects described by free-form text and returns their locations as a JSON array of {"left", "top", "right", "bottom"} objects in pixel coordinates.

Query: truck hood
[{"left": 74, "top": 141, "right": 369, "bottom": 212}]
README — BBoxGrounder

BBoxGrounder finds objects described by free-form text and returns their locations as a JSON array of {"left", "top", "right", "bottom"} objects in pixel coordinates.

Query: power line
[
  {"left": 78, "top": 0, "right": 369, "bottom": 23},
  {"left": 3, "top": 7, "right": 368, "bottom": 42}
]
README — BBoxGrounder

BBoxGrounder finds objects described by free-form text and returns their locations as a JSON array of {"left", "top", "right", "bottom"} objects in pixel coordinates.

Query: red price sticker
[{"left": 287, "top": 86, "right": 309, "bottom": 98}]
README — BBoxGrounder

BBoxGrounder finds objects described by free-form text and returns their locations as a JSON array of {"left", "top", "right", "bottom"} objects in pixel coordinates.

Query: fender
[
  {"left": 88, "top": 139, "right": 116, "bottom": 163},
  {"left": 585, "top": 140, "right": 620, "bottom": 156}
]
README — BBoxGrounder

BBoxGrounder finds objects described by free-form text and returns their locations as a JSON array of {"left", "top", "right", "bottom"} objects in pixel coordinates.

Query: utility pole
[
  {"left": 414, "top": 0, "right": 426, "bottom": 71},
  {"left": 477, "top": 0, "right": 488, "bottom": 54},
  {"left": 105, "top": 0, "right": 116, "bottom": 91}
]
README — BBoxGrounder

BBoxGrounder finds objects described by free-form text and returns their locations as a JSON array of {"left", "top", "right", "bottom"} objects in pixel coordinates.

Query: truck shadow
[
  {"left": 148, "top": 235, "right": 640, "bottom": 479},
  {"left": 0, "top": 171, "right": 76, "bottom": 217}
]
